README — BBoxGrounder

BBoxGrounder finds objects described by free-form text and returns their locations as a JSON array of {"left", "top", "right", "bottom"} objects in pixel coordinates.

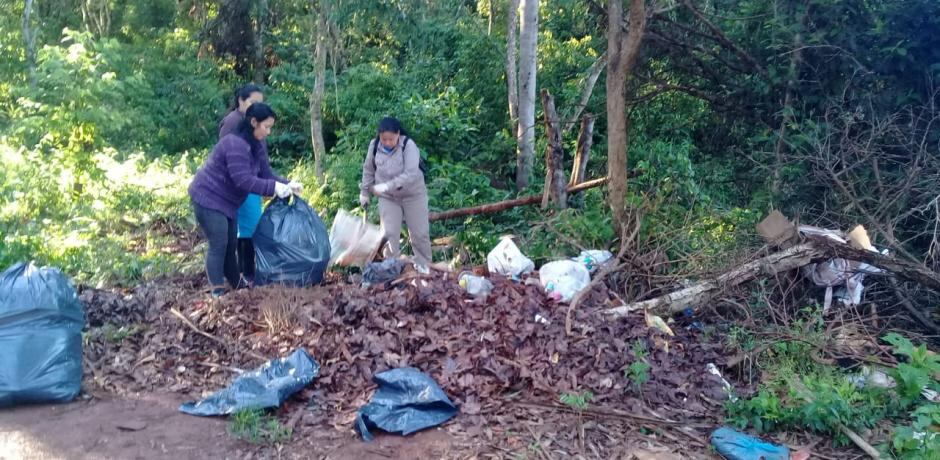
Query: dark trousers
[
  {"left": 193, "top": 202, "right": 240, "bottom": 290},
  {"left": 237, "top": 238, "right": 255, "bottom": 284}
]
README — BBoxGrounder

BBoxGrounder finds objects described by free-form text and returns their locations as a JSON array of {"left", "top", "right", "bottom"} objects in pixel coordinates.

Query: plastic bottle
[{"left": 459, "top": 273, "right": 494, "bottom": 297}]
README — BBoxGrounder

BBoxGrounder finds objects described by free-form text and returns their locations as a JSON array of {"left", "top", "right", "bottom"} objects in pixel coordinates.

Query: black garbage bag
[
  {"left": 362, "top": 258, "right": 405, "bottom": 285},
  {"left": 253, "top": 196, "right": 330, "bottom": 287},
  {"left": 180, "top": 348, "right": 319, "bottom": 416},
  {"left": 0, "top": 262, "right": 85, "bottom": 407},
  {"left": 355, "top": 368, "right": 458, "bottom": 441}
]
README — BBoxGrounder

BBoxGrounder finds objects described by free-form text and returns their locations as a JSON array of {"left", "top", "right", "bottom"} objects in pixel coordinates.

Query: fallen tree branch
[
  {"left": 888, "top": 278, "right": 940, "bottom": 333},
  {"left": 606, "top": 243, "right": 821, "bottom": 316},
  {"left": 607, "top": 236, "right": 940, "bottom": 317},
  {"left": 428, "top": 177, "right": 608, "bottom": 222}
]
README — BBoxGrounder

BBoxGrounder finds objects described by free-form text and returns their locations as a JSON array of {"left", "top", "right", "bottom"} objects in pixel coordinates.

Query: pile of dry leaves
[{"left": 80, "top": 271, "right": 731, "bottom": 457}]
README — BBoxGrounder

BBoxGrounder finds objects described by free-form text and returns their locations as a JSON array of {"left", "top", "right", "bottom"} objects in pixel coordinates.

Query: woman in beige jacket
[{"left": 359, "top": 117, "right": 432, "bottom": 273}]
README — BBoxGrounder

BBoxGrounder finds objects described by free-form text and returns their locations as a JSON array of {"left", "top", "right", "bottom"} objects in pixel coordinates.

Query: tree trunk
[
  {"left": 606, "top": 0, "right": 646, "bottom": 237},
  {"left": 515, "top": 0, "right": 538, "bottom": 189},
  {"left": 562, "top": 52, "right": 606, "bottom": 137},
  {"left": 487, "top": 0, "right": 493, "bottom": 35},
  {"left": 309, "top": 0, "right": 328, "bottom": 180},
  {"left": 505, "top": 0, "right": 520, "bottom": 129},
  {"left": 540, "top": 89, "right": 567, "bottom": 209},
  {"left": 23, "top": 0, "right": 37, "bottom": 89},
  {"left": 253, "top": 0, "right": 269, "bottom": 84},
  {"left": 570, "top": 114, "right": 595, "bottom": 186},
  {"left": 429, "top": 177, "right": 607, "bottom": 222},
  {"left": 81, "top": 0, "right": 111, "bottom": 38}
]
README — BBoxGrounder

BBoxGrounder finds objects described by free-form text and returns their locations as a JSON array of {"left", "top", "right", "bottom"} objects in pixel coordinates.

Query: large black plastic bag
[
  {"left": 253, "top": 196, "right": 330, "bottom": 287},
  {"left": 0, "top": 262, "right": 85, "bottom": 407},
  {"left": 180, "top": 348, "right": 319, "bottom": 416},
  {"left": 356, "top": 368, "right": 458, "bottom": 441}
]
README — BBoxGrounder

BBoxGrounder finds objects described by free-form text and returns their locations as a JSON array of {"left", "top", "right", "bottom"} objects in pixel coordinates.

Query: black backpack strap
[{"left": 372, "top": 135, "right": 410, "bottom": 169}]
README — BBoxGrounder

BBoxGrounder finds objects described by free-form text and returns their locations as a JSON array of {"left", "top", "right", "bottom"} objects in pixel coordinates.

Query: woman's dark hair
[
  {"left": 377, "top": 116, "right": 409, "bottom": 137},
  {"left": 236, "top": 103, "right": 277, "bottom": 153},
  {"left": 228, "top": 83, "right": 264, "bottom": 111}
]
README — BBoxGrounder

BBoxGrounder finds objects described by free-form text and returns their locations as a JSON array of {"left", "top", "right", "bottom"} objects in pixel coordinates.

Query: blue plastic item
[
  {"left": 356, "top": 368, "right": 458, "bottom": 441},
  {"left": 0, "top": 262, "right": 85, "bottom": 407},
  {"left": 237, "top": 193, "right": 263, "bottom": 238},
  {"left": 710, "top": 427, "right": 789, "bottom": 460},
  {"left": 180, "top": 348, "right": 319, "bottom": 416}
]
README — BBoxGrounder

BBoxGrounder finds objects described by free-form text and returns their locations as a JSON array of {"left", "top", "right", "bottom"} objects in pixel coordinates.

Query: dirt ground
[{"left": 0, "top": 393, "right": 459, "bottom": 460}]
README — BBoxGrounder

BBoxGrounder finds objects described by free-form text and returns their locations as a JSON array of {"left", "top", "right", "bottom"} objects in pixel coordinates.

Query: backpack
[{"left": 371, "top": 136, "right": 429, "bottom": 179}]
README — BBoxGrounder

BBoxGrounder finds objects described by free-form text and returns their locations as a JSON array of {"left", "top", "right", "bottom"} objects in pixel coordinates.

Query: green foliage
[
  {"left": 626, "top": 340, "right": 651, "bottom": 390},
  {"left": 559, "top": 390, "right": 593, "bottom": 411},
  {"left": 727, "top": 330, "right": 940, "bottom": 457},
  {"left": 229, "top": 409, "right": 292, "bottom": 445}
]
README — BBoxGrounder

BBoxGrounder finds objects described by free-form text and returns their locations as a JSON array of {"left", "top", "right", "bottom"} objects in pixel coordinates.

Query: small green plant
[
  {"left": 229, "top": 409, "right": 292, "bottom": 445},
  {"left": 99, "top": 323, "right": 146, "bottom": 343},
  {"left": 891, "top": 404, "right": 940, "bottom": 459},
  {"left": 626, "top": 340, "right": 651, "bottom": 390},
  {"left": 883, "top": 333, "right": 940, "bottom": 407},
  {"left": 559, "top": 390, "right": 593, "bottom": 411}
]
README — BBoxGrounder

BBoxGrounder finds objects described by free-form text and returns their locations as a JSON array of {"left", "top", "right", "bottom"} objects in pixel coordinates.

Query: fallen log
[
  {"left": 606, "top": 243, "right": 822, "bottom": 317},
  {"left": 606, "top": 236, "right": 940, "bottom": 317},
  {"left": 429, "top": 177, "right": 608, "bottom": 222}
]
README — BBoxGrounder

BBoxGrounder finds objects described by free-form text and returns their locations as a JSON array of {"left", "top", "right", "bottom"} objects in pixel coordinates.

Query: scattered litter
[
  {"left": 458, "top": 273, "right": 493, "bottom": 297},
  {"left": 355, "top": 367, "right": 458, "bottom": 441},
  {"left": 254, "top": 197, "right": 331, "bottom": 287},
  {"left": 180, "top": 348, "right": 319, "bottom": 416},
  {"left": 797, "top": 225, "right": 885, "bottom": 312},
  {"left": 573, "top": 250, "right": 614, "bottom": 273},
  {"left": 363, "top": 258, "right": 405, "bottom": 285},
  {"left": 535, "top": 314, "right": 551, "bottom": 325},
  {"left": 0, "top": 262, "right": 85, "bottom": 407},
  {"left": 850, "top": 366, "right": 940, "bottom": 402},
  {"left": 486, "top": 236, "right": 534, "bottom": 277},
  {"left": 538, "top": 260, "right": 591, "bottom": 302},
  {"left": 329, "top": 209, "right": 385, "bottom": 268},
  {"left": 706, "top": 363, "right": 736, "bottom": 401},
  {"left": 710, "top": 427, "right": 789, "bottom": 460},
  {"left": 644, "top": 311, "right": 675, "bottom": 337}
]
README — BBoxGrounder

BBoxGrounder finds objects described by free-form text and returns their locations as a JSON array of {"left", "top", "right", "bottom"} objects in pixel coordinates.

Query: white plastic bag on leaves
[
  {"left": 486, "top": 237, "right": 534, "bottom": 277},
  {"left": 539, "top": 260, "right": 590, "bottom": 302}
]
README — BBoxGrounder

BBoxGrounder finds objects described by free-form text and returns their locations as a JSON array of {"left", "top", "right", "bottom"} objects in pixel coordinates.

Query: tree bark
[
  {"left": 540, "top": 89, "right": 567, "bottom": 209},
  {"left": 23, "top": 0, "right": 37, "bottom": 89},
  {"left": 506, "top": 0, "right": 520, "bottom": 131},
  {"left": 81, "top": 0, "right": 111, "bottom": 38},
  {"left": 253, "top": 0, "right": 269, "bottom": 84},
  {"left": 515, "top": 0, "right": 538, "bottom": 189},
  {"left": 309, "top": 0, "right": 328, "bottom": 180},
  {"left": 570, "top": 114, "right": 595, "bottom": 186},
  {"left": 606, "top": 0, "right": 647, "bottom": 237},
  {"left": 562, "top": 52, "right": 606, "bottom": 137},
  {"left": 429, "top": 177, "right": 607, "bottom": 222}
]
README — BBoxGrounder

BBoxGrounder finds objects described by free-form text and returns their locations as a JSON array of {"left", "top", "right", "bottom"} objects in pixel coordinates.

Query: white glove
[
  {"left": 288, "top": 180, "right": 303, "bottom": 194},
  {"left": 359, "top": 193, "right": 370, "bottom": 208},
  {"left": 372, "top": 183, "right": 389, "bottom": 195},
  {"left": 274, "top": 181, "right": 291, "bottom": 198}
]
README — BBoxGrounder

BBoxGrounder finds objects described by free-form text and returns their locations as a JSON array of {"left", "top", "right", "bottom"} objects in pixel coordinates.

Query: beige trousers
[{"left": 378, "top": 192, "right": 432, "bottom": 266}]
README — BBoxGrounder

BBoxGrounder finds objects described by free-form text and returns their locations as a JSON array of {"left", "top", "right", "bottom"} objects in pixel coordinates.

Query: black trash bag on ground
[
  {"left": 362, "top": 258, "right": 405, "bottom": 285},
  {"left": 180, "top": 348, "right": 319, "bottom": 416},
  {"left": 355, "top": 367, "right": 458, "bottom": 441},
  {"left": 253, "top": 197, "right": 330, "bottom": 287},
  {"left": 0, "top": 262, "right": 85, "bottom": 407}
]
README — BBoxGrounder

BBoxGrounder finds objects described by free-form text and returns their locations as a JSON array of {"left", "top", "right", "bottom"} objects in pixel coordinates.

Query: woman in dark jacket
[{"left": 189, "top": 103, "right": 301, "bottom": 297}]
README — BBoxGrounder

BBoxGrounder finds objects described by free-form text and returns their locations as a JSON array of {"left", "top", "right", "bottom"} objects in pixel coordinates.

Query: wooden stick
[
  {"left": 428, "top": 177, "right": 608, "bottom": 222},
  {"left": 540, "top": 89, "right": 567, "bottom": 210},
  {"left": 169, "top": 307, "right": 266, "bottom": 361}
]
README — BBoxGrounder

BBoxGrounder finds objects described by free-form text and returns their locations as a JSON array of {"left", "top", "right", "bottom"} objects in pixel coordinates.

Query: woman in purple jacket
[{"left": 189, "top": 103, "right": 301, "bottom": 297}]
